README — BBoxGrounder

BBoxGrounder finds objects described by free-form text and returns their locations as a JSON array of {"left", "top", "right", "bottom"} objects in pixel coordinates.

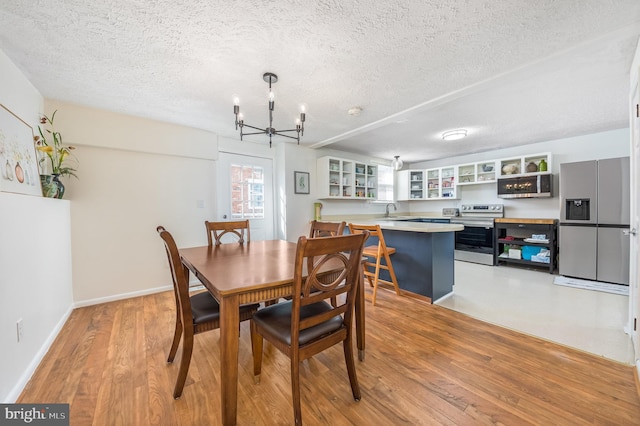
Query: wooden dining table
[{"left": 179, "top": 239, "right": 366, "bottom": 426}]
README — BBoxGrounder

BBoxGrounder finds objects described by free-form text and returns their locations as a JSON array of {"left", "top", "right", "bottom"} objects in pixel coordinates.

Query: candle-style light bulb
[
  {"left": 269, "top": 91, "right": 275, "bottom": 102},
  {"left": 233, "top": 96, "right": 240, "bottom": 106}
]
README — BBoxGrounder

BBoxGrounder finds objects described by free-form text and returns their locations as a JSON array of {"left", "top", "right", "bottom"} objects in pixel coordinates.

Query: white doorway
[
  {"left": 216, "top": 152, "right": 275, "bottom": 241},
  {"left": 630, "top": 79, "right": 640, "bottom": 361}
]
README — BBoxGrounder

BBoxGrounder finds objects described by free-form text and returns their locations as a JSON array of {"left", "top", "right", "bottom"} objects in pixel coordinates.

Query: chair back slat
[{"left": 205, "top": 220, "right": 250, "bottom": 246}]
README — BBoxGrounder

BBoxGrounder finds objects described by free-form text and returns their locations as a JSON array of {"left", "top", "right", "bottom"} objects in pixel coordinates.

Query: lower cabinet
[{"left": 494, "top": 218, "right": 558, "bottom": 273}]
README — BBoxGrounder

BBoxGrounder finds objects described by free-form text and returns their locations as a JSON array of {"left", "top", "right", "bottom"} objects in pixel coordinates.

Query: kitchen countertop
[
  {"left": 495, "top": 218, "right": 558, "bottom": 224},
  {"left": 323, "top": 217, "right": 463, "bottom": 233}
]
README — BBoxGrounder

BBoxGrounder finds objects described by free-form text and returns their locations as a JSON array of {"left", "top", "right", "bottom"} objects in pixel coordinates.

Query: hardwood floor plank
[{"left": 17, "top": 288, "right": 640, "bottom": 425}]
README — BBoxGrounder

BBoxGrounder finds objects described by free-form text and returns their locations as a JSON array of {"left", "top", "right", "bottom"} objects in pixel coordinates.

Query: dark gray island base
[
  {"left": 377, "top": 228, "right": 456, "bottom": 302},
  {"left": 341, "top": 219, "right": 462, "bottom": 303}
]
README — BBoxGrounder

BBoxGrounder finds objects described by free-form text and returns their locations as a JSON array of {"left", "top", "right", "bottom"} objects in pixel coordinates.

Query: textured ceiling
[{"left": 1, "top": 1, "right": 639, "bottom": 163}]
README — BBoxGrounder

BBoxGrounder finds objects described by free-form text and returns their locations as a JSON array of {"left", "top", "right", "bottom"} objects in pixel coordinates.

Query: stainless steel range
[{"left": 445, "top": 204, "right": 504, "bottom": 265}]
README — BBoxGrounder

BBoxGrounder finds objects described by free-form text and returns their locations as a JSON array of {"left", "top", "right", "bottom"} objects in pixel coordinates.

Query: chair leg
[
  {"left": 371, "top": 257, "right": 382, "bottom": 306},
  {"left": 385, "top": 253, "right": 402, "bottom": 296},
  {"left": 173, "top": 331, "right": 193, "bottom": 399},
  {"left": 167, "top": 316, "right": 182, "bottom": 363},
  {"left": 343, "top": 336, "right": 361, "bottom": 401},
  {"left": 250, "top": 321, "right": 263, "bottom": 383},
  {"left": 291, "top": 356, "right": 302, "bottom": 426}
]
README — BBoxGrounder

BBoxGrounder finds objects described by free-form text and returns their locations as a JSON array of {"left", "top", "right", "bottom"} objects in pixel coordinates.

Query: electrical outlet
[{"left": 16, "top": 319, "right": 24, "bottom": 342}]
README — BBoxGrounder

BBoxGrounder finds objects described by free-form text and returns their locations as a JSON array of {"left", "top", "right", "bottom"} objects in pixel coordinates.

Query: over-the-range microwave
[{"left": 497, "top": 173, "right": 552, "bottom": 198}]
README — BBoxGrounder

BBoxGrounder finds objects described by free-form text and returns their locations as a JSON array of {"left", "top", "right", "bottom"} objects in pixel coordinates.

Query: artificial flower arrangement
[{"left": 34, "top": 110, "right": 78, "bottom": 178}]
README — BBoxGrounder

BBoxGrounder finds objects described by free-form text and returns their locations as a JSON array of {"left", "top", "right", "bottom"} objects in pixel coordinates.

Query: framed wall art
[
  {"left": 294, "top": 171, "right": 310, "bottom": 194},
  {"left": 0, "top": 104, "right": 42, "bottom": 196}
]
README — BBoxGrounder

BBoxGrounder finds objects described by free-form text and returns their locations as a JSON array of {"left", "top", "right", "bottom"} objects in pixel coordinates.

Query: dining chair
[
  {"left": 205, "top": 219, "right": 250, "bottom": 246},
  {"left": 308, "top": 220, "right": 346, "bottom": 238},
  {"left": 250, "top": 232, "right": 368, "bottom": 426},
  {"left": 348, "top": 223, "right": 401, "bottom": 306},
  {"left": 156, "top": 226, "right": 259, "bottom": 399}
]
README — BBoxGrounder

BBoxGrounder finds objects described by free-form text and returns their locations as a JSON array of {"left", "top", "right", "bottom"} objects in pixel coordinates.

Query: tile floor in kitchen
[{"left": 436, "top": 260, "right": 635, "bottom": 364}]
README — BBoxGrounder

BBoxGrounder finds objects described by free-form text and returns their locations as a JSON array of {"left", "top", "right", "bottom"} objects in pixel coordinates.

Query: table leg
[
  {"left": 219, "top": 294, "right": 241, "bottom": 425},
  {"left": 355, "top": 265, "right": 365, "bottom": 361}
]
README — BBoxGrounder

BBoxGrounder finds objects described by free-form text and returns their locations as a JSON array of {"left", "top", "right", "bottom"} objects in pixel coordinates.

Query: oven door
[{"left": 451, "top": 219, "right": 495, "bottom": 265}]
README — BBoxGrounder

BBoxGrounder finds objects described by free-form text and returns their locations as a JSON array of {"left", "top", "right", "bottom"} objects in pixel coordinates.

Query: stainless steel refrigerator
[{"left": 559, "top": 157, "right": 630, "bottom": 285}]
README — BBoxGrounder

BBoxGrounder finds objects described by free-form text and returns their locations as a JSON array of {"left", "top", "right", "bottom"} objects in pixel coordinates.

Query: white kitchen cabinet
[
  {"left": 457, "top": 160, "right": 498, "bottom": 185},
  {"left": 397, "top": 169, "right": 425, "bottom": 200},
  {"left": 499, "top": 152, "right": 551, "bottom": 177},
  {"left": 457, "top": 163, "right": 476, "bottom": 185},
  {"left": 424, "top": 167, "right": 457, "bottom": 200},
  {"left": 317, "top": 156, "right": 377, "bottom": 199}
]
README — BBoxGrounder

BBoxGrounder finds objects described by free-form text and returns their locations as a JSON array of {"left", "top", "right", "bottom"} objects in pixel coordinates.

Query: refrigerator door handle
[{"left": 623, "top": 228, "right": 637, "bottom": 236}]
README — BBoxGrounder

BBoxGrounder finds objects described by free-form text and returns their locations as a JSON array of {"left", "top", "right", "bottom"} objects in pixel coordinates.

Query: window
[
  {"left": 230, "top": 164, "right": 265, "bottom": 219},
  {"left": 377, "top": 164, "right": 394, "bottom": 202}
]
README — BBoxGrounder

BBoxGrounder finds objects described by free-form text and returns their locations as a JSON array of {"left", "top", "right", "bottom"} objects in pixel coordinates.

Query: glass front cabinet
[
  {"left": 399, "top": 167, "right": 457, "bottom": 200},
  {"left": 317, "top": 156, "right": 377, "bottom": 199}
]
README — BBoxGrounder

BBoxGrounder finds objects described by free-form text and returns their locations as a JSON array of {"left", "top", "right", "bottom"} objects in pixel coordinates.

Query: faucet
[{"left": 384, "top": 203, "right": 397, "bottom": 218}]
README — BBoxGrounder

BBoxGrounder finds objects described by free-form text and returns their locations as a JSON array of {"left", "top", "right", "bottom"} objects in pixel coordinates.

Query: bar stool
[{"left": 348, "top": 223, "right": 401, "bottom": 306}]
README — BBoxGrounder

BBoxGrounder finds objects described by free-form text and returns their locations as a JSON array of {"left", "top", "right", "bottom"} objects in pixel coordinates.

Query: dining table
[{"left": 179, "top": 239, "right": 366, "bottom": 426}]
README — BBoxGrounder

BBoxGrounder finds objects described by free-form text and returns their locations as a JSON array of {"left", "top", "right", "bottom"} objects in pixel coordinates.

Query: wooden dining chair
[
  {"left": 250, "top": 233, "right": 368, "bottom": 426},
  {"left": 308, "top": 220, "right": 346, "bottom": 238},
  {"left": 348, "top": 223, "right": 401, "bottom": 306},
  {"left": 156, "top": 226, "right": 259, "bottom": 399},
  {"left": 205, "top": 220, "right": 250, "bottom": 246}
]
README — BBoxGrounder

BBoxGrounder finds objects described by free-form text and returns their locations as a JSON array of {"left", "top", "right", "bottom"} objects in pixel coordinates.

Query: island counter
[{"left": 339, "top": 219, "right": 463, "bottom": 303}]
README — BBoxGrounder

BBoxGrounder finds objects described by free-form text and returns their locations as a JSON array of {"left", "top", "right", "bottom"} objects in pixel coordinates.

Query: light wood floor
[{"left": 18, "top": 287, "right": 640, "bottom": 425}]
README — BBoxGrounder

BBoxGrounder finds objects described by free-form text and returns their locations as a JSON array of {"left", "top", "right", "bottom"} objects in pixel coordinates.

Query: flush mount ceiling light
[
  {"left": 348, "top": 106, "right": 363, "bottom": 116},
  {"left": 442, "top": 129, "right": 467, "bottom": 141},
  {"left": 391, "top": 155, "right": 404, "bottom": 171},
  {"left": 233, "top": 72, "right": 306, "bottom": 148}
]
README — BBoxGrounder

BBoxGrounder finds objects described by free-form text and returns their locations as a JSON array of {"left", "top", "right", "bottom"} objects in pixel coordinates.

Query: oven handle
[{"left": 451, "top": 221, "right": 495, "bottom": 229}]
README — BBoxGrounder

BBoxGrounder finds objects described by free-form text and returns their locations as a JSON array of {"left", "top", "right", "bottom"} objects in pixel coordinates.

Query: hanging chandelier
[{"left": 233, "top": 72, "right": 306, "bottom": 148}]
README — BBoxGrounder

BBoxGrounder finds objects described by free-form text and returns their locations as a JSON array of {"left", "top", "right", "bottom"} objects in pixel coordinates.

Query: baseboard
[
  {"left": 74, "top": 284, "right": 173, "bottom": 308},
  {"left": 6, "top": 304, "right": 74, "bottom": 402}
]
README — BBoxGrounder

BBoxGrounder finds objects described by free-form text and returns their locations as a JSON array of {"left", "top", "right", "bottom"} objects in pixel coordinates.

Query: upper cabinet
[
  {"left": 317, "top": 156, "right": 377, "bottom": 199},
  {"left": 499, "top": 153, "right": 551, "bottom": 177},
  {"left": 398, "top": 167, "right": 457, "bottom": 200},
  {"left": 397, "top": 170, "right": 425, "bottom": 200},
  {"left": 457, "top": 160, "right": 498, "bottom": 185}
]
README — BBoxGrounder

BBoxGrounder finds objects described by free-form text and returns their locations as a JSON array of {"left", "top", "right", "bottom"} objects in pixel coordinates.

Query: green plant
[{"left": 34, "top": 110, "right": 78, "bottom": 178}]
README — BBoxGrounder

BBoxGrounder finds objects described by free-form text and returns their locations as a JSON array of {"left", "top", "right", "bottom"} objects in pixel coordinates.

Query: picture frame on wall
[
  {"left": 294, "top": 171, "right": 310, "bottom": 194},
  {"left": 0, "top": 104, "right": 42, "bottom": 197}
]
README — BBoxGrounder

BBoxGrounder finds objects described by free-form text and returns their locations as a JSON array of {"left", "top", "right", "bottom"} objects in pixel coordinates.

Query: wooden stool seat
[
  {"left": 363, "top": 245, "right": 396, "bottom": 256},
  {"left": 349, "top": 223, "right": 401, "bottom": 306}
]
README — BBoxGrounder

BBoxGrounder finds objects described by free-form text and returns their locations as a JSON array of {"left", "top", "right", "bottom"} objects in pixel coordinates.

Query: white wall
[
  {"left": 0, "top": 50, "right": 74, "bottom": 402},
  {"left": 44, "top": 100, "right": 218, "bottom": 305}
]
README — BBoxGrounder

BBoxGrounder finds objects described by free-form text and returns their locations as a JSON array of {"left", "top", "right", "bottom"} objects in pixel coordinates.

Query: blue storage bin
[{"left": 521, "top": 245, "right": 542, "bottom": 260}]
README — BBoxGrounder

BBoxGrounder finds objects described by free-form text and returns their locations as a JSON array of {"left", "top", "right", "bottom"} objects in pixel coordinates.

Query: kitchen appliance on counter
[
  {"left": 559, "top": 158, "right": 630, "bottom": 285},
  {"left": 497, "top": 173, "right": 552, "bottom": 198},
  {"left": 446, "top": 204, "right": 504, "bottom": 265}
]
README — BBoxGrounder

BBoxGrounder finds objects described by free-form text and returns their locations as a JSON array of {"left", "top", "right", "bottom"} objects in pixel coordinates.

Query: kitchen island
[{"left": 340, "top": 218, "right": 463, "bottom": 302}]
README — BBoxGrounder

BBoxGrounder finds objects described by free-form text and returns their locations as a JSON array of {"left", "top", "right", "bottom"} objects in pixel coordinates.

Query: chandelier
[{"left": 233, "top": 72, "right": 306, "bottom": 148}]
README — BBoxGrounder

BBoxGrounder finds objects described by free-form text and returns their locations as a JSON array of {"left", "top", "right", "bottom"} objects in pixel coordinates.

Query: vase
[
  {"left": 40, "top": 174, "right": 65, "bottom": 199},
  {"left": 15, "top": 162, "right": 25, "bottom": 183}
]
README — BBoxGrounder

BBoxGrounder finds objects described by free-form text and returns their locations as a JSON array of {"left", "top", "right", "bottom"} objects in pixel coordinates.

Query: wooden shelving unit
[{"left": 494, "top": 218, "right": 558, "bottom": 273}]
